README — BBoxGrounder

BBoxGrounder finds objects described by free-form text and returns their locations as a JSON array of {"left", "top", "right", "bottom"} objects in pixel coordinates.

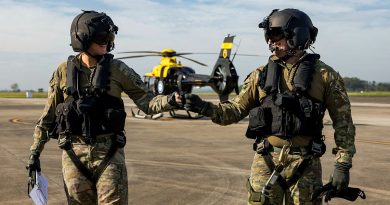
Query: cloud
[{"left": 0, "top": 0, "right": 389, "bottom": 90}]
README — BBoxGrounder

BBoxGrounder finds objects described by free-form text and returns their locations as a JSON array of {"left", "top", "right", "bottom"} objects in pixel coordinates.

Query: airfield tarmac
[{"left": 0, "top": 96, "right": 389, "bottom": 205}]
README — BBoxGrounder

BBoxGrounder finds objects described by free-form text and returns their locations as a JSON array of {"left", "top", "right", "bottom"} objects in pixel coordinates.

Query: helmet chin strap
[{"left": 286, "top": 49, "right": 297, "bottom": 56}]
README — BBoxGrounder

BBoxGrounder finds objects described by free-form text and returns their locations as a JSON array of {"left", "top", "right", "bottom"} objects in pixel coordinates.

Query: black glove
[
  {"left": 26, "top": 151, "right": 41, "bottom": 187},
  {"left": 331, "top": 162, "right": 351, "bottom": 192},
  {"left": 167, "top": 92, "right": 183, "bottom": 108},
  {"left": 183, "top": 94, "right": 213, "bottom": 117}
]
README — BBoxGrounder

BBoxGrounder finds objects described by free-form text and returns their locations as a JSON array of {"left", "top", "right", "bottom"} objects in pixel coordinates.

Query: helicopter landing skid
[
  {"left": 130, "top": 108, "right": 164, "bottom": 120},
  {"left": 168, "top": 110, "right": 203, "bottom": 119}
]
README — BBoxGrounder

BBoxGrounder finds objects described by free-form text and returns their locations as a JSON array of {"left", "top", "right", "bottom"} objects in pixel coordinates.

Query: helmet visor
[
  {"left": 93, "top": 32, "right": 115, "bottom": 45},
  {"left": 265, "top": 28, "right": 285, "bottom": 43}
]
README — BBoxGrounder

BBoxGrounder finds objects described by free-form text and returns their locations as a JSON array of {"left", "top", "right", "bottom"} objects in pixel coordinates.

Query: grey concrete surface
[{"left": 0, "top": 96, "right": 389, "bottom": 204}]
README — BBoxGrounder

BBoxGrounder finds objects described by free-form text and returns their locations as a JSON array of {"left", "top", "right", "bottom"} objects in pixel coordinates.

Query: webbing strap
[
  {"left": 65, "top": 140, "right": 117, "bottom": 183},
  {"left": 92, "top": 141, "right": 117, "bottom": 182},
  {"left": 285, "top": 156, "right": 312, "bottom": 187},
  {"left": 66, "top": 55, "right": 79, "bottom": 97},
  {"left": 262, "top": 155, "right": 312, "bottom": 190},
  {"left": 66, "top": 149, "right": 94, "bottom": 182}
]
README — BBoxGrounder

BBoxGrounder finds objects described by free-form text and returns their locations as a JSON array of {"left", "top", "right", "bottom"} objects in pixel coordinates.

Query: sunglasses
[{"left": 93, "top": 32, "right": 115, "bottom": 45}]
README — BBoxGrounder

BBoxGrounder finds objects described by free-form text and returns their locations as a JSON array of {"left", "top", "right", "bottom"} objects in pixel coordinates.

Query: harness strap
[
  {"left": 92, "top": 140, "right": 117, "bottom": 182},
  {"left": 285, "top": 156, "right": 312, "bottom": 187},
  {"left": 262, "top": 154, "right": 312, "bottom": 190},
  {"left": 66, "top": 55, "right": 79, "bottom": 97},
  {"left": 65, "top": 148, "right": 94, "bottom": 182},
  {"left": 64, "top": 137, "right": 118, "bottom": 183}
]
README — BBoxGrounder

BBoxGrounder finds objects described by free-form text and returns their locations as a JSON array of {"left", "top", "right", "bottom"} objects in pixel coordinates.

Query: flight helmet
[
  {"left": 259, "top": 9, "right": 318, "bottom": 50},
  {"left": 70, "top": 10, "right": 118, "bottom": 52}
]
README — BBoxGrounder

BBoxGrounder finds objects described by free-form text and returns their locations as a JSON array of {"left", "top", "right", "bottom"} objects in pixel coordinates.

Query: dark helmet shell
[
  {"left": 70, "top": 10, "right": 118, "bottom": 52},
  {"left": 259, "top": 9, "right": 318, "bottom": 50}
]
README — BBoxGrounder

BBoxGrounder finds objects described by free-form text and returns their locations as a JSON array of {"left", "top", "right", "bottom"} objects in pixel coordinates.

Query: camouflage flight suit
[
  {"left": 208, "top": 54, "right": 355, "bottom": 205},
  {"left": 29, "top": 55, "right": 175, "bottom": 205}
]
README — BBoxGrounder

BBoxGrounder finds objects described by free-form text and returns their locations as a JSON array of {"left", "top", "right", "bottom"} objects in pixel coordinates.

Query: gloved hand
[
  {"left": 331, "top": 162, "right": 351, "bottom": 192},
  {"left": 167, "top": 92, "right": 183, "bottom": 108},
  {"left": 184, "top": 94, "right": 213, "bottom": 117},
  {"left": 26, "top": 151, "right": 41, "bottom": 187}
]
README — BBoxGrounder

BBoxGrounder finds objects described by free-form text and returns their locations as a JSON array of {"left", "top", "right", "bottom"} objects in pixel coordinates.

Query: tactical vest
[
  {"left": 246, "top": 54, "right": 325, "bottom": 140},
  {"left": 52, "top": 54, "right": 126, "bottom": 143}
]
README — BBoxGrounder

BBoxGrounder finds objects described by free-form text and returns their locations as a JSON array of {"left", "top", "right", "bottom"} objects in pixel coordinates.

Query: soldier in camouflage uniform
[
  {"left": 26, "top": 10, "right": 180, "bottom": 205},
  {"left": 183, "top": 9, "right": 355, "bottom": 205}
]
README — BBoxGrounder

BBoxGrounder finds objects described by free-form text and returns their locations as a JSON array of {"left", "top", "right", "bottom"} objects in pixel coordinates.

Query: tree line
[{"left": 343, "top": 77, "right": 390, "bottom": 92}]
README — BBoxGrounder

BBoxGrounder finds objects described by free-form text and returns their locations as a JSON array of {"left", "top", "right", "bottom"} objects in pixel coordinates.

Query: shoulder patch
[{"left": 117, "top": 61, "right": 147, "bottom": 90}]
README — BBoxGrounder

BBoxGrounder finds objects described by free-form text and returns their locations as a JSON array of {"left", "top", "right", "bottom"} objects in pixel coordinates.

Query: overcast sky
[{"left": 0, "top": 0, "right": 389, "bottom": 90}]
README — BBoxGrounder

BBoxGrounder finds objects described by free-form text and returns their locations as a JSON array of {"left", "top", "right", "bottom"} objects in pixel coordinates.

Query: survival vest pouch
[
  {"left": 246, "top": 92, "right": 324, "bottom": 140},
  {"left": 104, "top": 108, "right": 127, "bottom": 133},
  {"left": 53, "top": 95, "right": 83, "bottom": 139},
  {"left": 246, "top": 54, "right": 325, "bottom": 140},
  {"left": 76, "top": 93, "right": 126, "bottom": 140}
]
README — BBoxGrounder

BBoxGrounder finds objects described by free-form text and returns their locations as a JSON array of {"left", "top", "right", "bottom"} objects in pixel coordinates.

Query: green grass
[
  {"left": 347, "top": 91, "right": 390, "bottom": 97},
  {"left": 0, "top": 91, "right": 390, "bottom": 98},
  {"left": 0, "top": 92, "right": 48, "bottom": 98}
]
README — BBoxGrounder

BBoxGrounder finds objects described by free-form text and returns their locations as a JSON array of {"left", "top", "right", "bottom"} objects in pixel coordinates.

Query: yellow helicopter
[{"left": 117, "top": 35, "right": 249, "bottom": 118}]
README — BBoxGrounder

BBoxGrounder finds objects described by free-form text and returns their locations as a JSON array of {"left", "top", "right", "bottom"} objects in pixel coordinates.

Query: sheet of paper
[{"left": 29, "top": 172, "right": 48, "bottom": 205}]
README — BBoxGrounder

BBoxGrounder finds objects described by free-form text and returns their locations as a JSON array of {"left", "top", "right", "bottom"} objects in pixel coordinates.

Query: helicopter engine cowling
[
  {"left": 153, "top": 66, "right": 196, "bottom": 95},
  {"left": 210, "top": 58, "right": 239, "bottom": 101}
]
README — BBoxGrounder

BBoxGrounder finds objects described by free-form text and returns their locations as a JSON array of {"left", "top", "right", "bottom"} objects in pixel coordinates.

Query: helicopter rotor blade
[
  {"left": 175, "top": 52, "right": 194, "bottom": 56},
  {"left": 116, "top": 54, "right": 162, "bottom": 59},
  {"left": 117, "top": 51, "right": 161, "bottom": 54},
  {"left": 214, "top": 66, "right": 226, "bottom": 92},
  {"left": 191, "top": 52, "right": 264, "bottom": 57},
  {"left": 219, "top": 67, "right": 227, "bottom": 91},
  {"left": 178, "top": 55, "right": 208, "bottom": 67},
  {"left": 235, "top": 54, "right": 265, "bottom": 57},
  {"left": 117, "top": 51, "right": 265, "bottom": 57}
]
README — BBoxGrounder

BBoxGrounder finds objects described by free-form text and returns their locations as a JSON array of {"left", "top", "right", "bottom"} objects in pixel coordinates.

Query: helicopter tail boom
[{"left": 210, "top": 35, "right": 240, "bottom": 101}]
